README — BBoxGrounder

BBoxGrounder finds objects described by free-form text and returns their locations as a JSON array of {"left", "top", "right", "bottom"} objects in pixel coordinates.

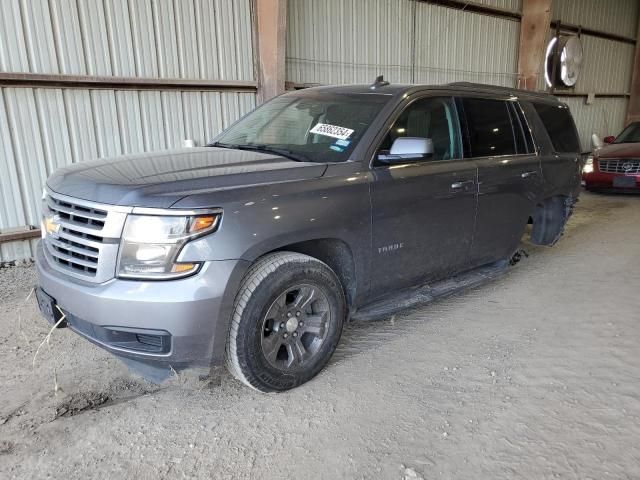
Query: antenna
[{"left": 370, "top": 75, "right": 390, "bottom": 90}]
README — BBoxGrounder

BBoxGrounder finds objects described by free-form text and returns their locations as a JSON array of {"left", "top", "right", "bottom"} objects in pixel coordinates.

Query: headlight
[
  {"left": 117, "top": 213, "right": 220, "bottom": 280},
  {"left": 583, "top": 155, "right": 594, "bottom": 174}
]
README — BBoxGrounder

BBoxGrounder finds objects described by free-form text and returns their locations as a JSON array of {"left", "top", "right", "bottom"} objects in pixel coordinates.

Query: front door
[{"left": 369, "top": 96, "right": 478, "bottom": 299}]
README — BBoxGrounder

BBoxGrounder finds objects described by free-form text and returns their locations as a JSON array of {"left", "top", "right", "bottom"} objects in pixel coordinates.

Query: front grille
[
  {"left": 598, "top": 158, "right": 640, "bottom": 174},
  {"left": 48, "top": 195, "right": 107, "bottom": 228},
  {"left": 42, "top": 191, "right": 130, "bottom": 283},
  {"left": 49, "top": 234, "right": 99, "bottom": 275},
  {"left": 45, "top": 195, "right": 107, "bottom": 277}
]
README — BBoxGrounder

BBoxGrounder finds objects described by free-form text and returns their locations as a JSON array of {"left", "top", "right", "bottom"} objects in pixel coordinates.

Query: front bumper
[
  {"left": 582, "top": 171, "right": 640, "bottom": 192},
  {"left": 36, "top": 242, "right": 248, "bottom": 373}
]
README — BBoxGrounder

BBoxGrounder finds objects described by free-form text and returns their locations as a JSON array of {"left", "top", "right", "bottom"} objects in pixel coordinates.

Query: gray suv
[{"left": 36, "top": 80, "right": 581, "bottom": 392}]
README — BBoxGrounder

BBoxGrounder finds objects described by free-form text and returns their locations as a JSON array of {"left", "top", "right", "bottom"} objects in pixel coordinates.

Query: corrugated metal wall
[
  {"left": 286, "top": 0, "right": 638, "bottom": 152},
  {"left": 551, "top": 0, "right": 639, "bottom": 151},
  {"left": 559, "top": 94, "right": 633, "bottom": 152},
  {"left": 286, "top": 0, "right": 415, "bottom": 84},
  {"left": 571, "top": 35, "right": 635, "bottom": 94},
  {"left": 286, "top": 0, "right": 521, "bottom": 87},
  {"left": 552, "top": 0, "right": 639, "bottom": 40},
  {"left": 0, "top": 0, "right": 256, "bottom": 262},
  {"left": 560, "top": 96, "right": 629, "bottom": 151},
  {"left": 473, "top": 0, "right": 521, "bottom": 12},
  {"left": 0, "top": 0, "right": 254, "bottom": 80},
  {"left": 414, "top": 2, "right": 520, "bottom": 87},
  {"left": 0, "top": 88, "right": 255, "bottom": 261},
  {"left": 554, "top": 31, "right": 635, "bottom": 151}
]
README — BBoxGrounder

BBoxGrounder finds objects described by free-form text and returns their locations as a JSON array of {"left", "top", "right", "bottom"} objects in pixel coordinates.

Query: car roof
[{"left": 289, "top": 81, "right": 560, "bottom": 104}]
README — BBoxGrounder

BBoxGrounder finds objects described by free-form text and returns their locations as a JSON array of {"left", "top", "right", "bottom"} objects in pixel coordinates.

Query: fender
[{"left": 174, "top": 161, "right": 372, "bottom": 294}]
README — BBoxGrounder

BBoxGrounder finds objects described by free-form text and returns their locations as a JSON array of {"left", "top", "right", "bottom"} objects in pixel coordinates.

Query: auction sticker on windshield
[{"left": 310, "top": 123, "right": 354, "bottom": 140}]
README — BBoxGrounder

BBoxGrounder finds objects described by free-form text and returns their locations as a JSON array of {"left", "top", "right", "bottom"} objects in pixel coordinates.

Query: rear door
[
  {"left": 368, "top": 95, "right": 478, "bottom": 298},
  {"left": 528, "top": 101, "right": 582, "bottom": 198},
  {"left": 458, "top": 96, "right": 542, "bottom": 266}
]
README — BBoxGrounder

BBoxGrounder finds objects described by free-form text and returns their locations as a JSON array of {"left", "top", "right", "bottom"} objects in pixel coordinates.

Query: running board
[{"left": 350, "top": 260, "right": 509, "bottom": 322}]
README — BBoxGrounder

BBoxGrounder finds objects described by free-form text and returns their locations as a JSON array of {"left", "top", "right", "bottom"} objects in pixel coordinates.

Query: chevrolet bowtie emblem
[{"left": 43, "top": 215, "right": 61, "bottom": 237}]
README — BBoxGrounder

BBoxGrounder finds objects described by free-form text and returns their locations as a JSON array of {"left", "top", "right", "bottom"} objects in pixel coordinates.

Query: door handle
[
  {"left": 521, "top": 171, "right": 538, "bottom": 179},
  {"left": 451, "top": 180, "right": 474, "bottom": 189}
]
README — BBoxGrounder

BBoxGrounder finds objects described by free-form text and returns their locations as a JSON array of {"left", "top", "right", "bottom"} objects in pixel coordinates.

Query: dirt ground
[{"left": 1, "top": 190, "right": 639, "bottom": 480}]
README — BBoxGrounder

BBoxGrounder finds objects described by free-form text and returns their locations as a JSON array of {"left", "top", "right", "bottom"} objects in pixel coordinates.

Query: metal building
[
  {"left": 0, "top": 0, "right": 257, "bottom": 262},
  {"left": 287, "top": 0, "right": 639, "bottom": 151},
  {"left": 1, "top": 0, "right": 639, "bottom": 262}
]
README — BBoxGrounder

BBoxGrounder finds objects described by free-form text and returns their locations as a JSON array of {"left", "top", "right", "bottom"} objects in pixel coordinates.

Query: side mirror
[
  {"left": 603, "top": 135, "right": 615, "bottom": 144},
  {"left": 390, "top": 137, "right": 433, "bottom": 157},
  {"left": 591, "top": 133, "right": 603, "bottom": 150},
  {"left": 378, "top": 137, "right": 434, "bottom": 163}
]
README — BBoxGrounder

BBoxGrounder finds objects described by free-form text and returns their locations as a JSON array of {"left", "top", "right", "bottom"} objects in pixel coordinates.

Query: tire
[
  {"left": 530, "top": 196, "right": 574, "bottom": 246},
  {"left": 225, "top": 252, "right": 346, "bottom": 392}
]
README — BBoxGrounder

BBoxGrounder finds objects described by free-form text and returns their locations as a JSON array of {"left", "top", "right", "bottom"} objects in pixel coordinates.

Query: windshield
[
  {"left": 614, "top": 122, "right": 640, "bottom": 143},
  {"left": 212, "top": 91, "right": 391, "bottom": 162}
]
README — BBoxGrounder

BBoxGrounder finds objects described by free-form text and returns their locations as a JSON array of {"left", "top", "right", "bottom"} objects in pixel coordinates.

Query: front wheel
[{"left": 225, "top": 252, "right": 346, "bottom": 392}]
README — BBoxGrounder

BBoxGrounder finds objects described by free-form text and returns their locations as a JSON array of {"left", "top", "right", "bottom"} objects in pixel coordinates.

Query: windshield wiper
[
  {"left": 210, "top": 142, "right": 309, "bottom": 163},
  {"left": 209, "top": 141, "right": 239, "bottom": 149}
]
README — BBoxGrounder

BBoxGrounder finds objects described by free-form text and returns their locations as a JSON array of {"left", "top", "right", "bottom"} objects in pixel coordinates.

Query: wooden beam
[
  {"left": 517, "top": 0, "right": 552, "bottom": 91},
  {"left": 0, "top": 72, "right": 258, "bottom": 92},
  {"left": 627, "top": 20, "right": 640, "bottom": 125},
  {"left": 255, "top": 0, "right": 287, "bottom": 103},
  {"left": 0, "top": 228, "right": 41, "bottom": 244}
]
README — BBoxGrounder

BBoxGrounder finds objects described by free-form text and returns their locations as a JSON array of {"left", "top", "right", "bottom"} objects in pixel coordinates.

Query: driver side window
[{"left": 378, "top": 97, "right": 462, "bottom": 163}]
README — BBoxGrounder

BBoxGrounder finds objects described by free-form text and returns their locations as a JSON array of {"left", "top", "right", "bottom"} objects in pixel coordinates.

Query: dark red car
[{"left": 582, "top": 122, "right": 640, "bottom": 192}]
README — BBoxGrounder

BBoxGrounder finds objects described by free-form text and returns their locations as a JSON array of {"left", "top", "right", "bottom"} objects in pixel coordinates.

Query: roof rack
[{"left": 447, "top": 82, "right": 555, "bottom": 101}]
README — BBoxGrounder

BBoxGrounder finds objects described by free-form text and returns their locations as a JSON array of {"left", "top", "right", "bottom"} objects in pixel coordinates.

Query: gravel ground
[{"left": 0, "top": 191, "right": 639, "bottom": 480}]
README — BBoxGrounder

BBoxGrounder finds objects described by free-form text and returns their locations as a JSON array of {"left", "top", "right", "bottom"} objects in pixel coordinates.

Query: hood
[
  {"left": 596, "top": 143, "right": 640, "bottom": 159},
  {"left": 47, "top": 147, "right": 328, "bottom": 208}
]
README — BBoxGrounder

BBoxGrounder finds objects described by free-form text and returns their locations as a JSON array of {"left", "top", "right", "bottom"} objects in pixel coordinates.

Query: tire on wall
[{"left": 225, "top": 252, "right": 346, "bottom": 392}]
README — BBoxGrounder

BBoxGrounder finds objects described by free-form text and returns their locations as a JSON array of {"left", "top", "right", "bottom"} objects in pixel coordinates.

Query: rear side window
[
  {"left": 532, "top": 103, "right": 580, "bottom": 153},
  {"left": 461, "top": 98, "right": 517, "bottom": 157}
]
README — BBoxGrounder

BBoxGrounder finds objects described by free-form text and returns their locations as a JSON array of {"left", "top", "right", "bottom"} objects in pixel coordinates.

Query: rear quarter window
[{"left": 532, "top": 103, "right": 580, "bottom": 153}]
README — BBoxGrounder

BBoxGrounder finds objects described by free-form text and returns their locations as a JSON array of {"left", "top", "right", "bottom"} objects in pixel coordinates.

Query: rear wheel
[
  {"left": 530, "top": 196, "right": 574, "bottom": 246},
  {"left": 225, "top": 252, "right": 346, "bottom": 392}
]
